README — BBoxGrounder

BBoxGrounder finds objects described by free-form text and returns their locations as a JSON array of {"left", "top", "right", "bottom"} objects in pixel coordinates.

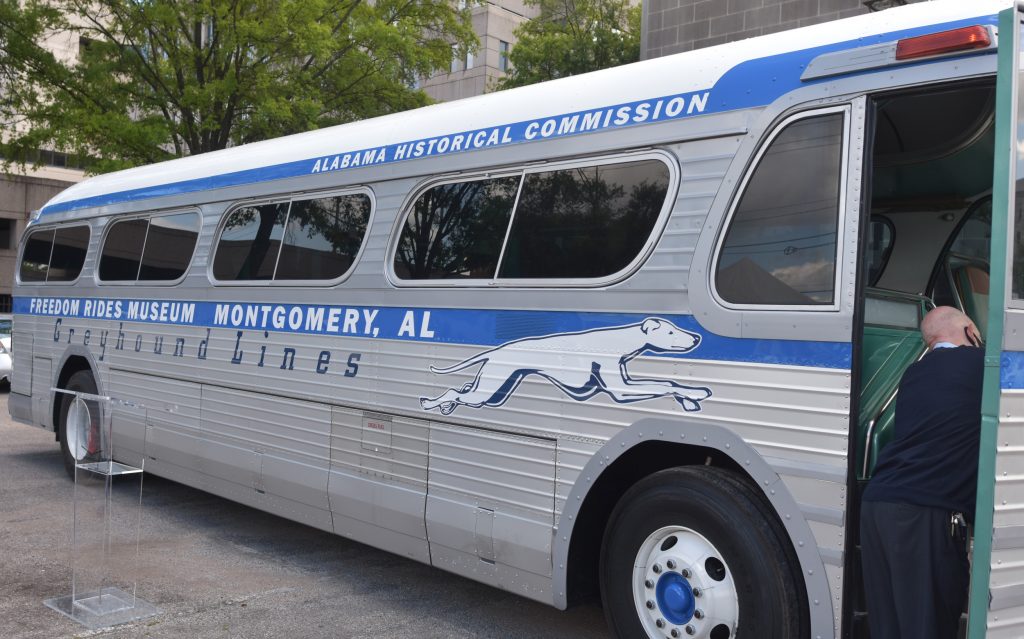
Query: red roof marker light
[{"left": 895, "top": 25, "right": 992, "bottom": 61}]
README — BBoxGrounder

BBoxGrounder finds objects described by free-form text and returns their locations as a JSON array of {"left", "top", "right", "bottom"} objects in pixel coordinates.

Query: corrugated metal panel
[{"left": 987, "top": 390, "right": 1024, "bottom": 636}]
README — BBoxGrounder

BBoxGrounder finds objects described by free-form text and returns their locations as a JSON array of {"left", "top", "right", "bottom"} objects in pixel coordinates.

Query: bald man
[{"left": 860, "top": 306, "right": 984, "bottom": 639}]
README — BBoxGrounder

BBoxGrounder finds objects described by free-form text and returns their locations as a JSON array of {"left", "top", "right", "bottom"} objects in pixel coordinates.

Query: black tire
[
  {"left": 600, "top": 466, "right": 809, "bottom": 639},
  {"left": 57, "top": 370, "right": 98, "bottom": 479}
]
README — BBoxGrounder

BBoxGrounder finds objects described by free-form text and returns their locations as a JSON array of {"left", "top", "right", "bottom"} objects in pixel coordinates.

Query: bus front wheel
[
  {"left": 57, "top": 370, "right": 99, "bottom": 479},
  {"left": 600, "top": 466, "right": 808, "bottom": 639}
]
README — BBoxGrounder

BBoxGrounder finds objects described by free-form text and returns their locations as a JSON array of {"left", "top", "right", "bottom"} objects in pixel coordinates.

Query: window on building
[
  {"left": 451, "top": 44, "right": 464, "bottom": 73},
  {"left": 466, "top": 51, "right": 474, "bottom": 70},
  {"left": 499, "top": 41, "right": 510, "bottom": 72},
  {"left": 213, "top": 192, "right": 372, "bottom": 282},
  {"left": 393, "top": 155, "right": 673, "bottom": 283},
  {"left": 715, "top": 112, "right": 845, "bottom": 305},
  {"left": 0, "top": 219, "right": 14, "bottom": 250}
]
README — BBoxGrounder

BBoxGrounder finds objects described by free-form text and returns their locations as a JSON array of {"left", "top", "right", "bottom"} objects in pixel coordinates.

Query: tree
[
  {"left": 494, "top": 0, "right": 639, "bottom": 91},
  {"left": 0, "top": 0, "right": 478, "bottom": 173}
]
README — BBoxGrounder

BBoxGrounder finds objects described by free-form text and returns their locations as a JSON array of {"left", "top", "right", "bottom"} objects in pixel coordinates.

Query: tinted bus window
[
  {"left": 20, "top": 229, "right": 54, "bottom": 282},
  {"left": 48, "top": 226, "right": 90, "bottom": 281},
  {"left": 99, "top": 218, "right": 148, "bottom": 281},
  {"left": 394, "top": 177, "right": 520, "bottom": 279},
  {"left": 716, "top": 113, "right": 844, "bottom": 305},
  {"left": 498, "top": 160, "right": 669, "bottom": 279},
  {"left": 213, "top": 202, "right": 288, "bottom": 281},
  {"left": 139, "top": 212, "right": 200, "bottom": 281},
  {"left": 275, "top": 194, "right": 371, "bottom": 281}
]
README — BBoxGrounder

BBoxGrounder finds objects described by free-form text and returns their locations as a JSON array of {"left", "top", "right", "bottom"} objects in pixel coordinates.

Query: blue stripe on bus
[
  {"left": 38, "top": 15, "right": 996, "bottom": 218},
  {"left": 14, "top": 296, "right": 852, "bottom": 370}
]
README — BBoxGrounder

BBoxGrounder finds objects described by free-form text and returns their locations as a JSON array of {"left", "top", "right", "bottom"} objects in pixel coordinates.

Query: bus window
[
  {"left": 498, "top": 159, "right": 669, "bottom": 279},
  {"left": 99, "top": 218, "right": 148, "bottom": 281},
  {"left": 138, "top": 212, "right": 200, "bottom": 281},
  {"left": 47, "top": 226, "right": 90, "bottom": 282},
  {"left": 716, "top": 112, "right": 844, "bottom": 305},
  {"left": 19, "top": 228, "right": 55, "bottom": 282},
  {"left": 213, "top": 202, "right": 289, "bottom": 281},
  {"left": 20, "top": 225, "right": 89, "bottom": 283},
  {"left": 275, "top": 194, "right": 371, "bottom": 281},
  {"left": 394, "top": 176, "right": 520, "bottom": 280}
]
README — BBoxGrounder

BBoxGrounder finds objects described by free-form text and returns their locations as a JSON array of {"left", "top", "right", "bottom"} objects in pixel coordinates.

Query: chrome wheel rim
[{"left": 632, "top": 525, "right": 738, "bottom": 638}]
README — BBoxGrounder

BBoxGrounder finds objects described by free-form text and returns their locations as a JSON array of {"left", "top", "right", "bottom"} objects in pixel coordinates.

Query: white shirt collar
[{"left": 932, "top": 342, "right": 958, "bottom": 350}]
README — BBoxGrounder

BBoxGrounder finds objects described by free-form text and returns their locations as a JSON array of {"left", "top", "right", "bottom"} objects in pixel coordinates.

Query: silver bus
[{"left": 12, "top": 1, "right": 1024, "bottom": 636}]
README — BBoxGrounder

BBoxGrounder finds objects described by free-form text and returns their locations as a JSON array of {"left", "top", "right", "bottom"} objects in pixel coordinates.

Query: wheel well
[
  {"left": 52, "top": 356, "right": 93, "bottom": 439},
  {"left": 565, "top": 440, "right": 749, "bottom": 606}
]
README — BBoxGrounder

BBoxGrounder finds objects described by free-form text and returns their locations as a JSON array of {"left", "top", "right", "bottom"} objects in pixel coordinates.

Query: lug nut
[
  {"left": 646, "top": 600, "right": 656, "bottom": 610},
  {"left": 653, "top": 563, "right": 662, "bottom": 574},
  {"left": 694, "top": 609, "right": 704, "bottom": 620},
  {"left": 656, "top": 619, "right": 665, "bottom": 628},
  {"left": 692, "top": 587, "right": 702, "bottom": 597},
  {"left": 666, "top": 559, "right": 676, "bottom": 570},
  {"left": 645, "top": 579, "right": 654, "bottom": 589},
  {"left": 671, "top": 630, "right": 680, "bottom": 638},
  {"left": 686, "top": 625, "right": 696, "bottom": 636},
  {"left": 681, "top": 568, "right": 691, "bottom": 578}
]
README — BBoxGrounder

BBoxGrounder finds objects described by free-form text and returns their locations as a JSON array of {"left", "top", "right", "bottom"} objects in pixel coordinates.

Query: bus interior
[{"left": 853, "top": 78, "right": 995, "bottom": 635}]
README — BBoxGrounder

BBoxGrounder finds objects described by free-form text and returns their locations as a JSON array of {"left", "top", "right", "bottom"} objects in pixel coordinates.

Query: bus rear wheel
[
  {"left": 599, "top": 466, "right": 808, "bottom": 639},
  {"left": 57, "top": 370, "right": 99, "bottom": 479}
]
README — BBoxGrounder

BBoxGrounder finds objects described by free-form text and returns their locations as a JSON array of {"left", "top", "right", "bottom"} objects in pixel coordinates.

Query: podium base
[{"left": 44, "top": 587, "right": 161, "bottom": 630}]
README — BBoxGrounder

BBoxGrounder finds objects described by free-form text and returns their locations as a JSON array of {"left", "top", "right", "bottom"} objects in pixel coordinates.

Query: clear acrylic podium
[{"left": 43, "top": 388, "right": 161, "bottom": 629}]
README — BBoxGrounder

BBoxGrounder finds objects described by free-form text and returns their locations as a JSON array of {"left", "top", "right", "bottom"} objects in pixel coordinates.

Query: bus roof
[{"left": 37, "top": 0, "right": 1004, "bottom": 220}]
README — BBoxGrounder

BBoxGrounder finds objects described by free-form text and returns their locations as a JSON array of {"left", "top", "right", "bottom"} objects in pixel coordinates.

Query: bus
[{"left": 11, "top": 1, "right": 1024, "bottom": 636}]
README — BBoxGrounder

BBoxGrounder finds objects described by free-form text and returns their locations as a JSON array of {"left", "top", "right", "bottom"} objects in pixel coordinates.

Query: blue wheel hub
[{"left": 655, "top": 571, "right": 695, "bottom": 625}]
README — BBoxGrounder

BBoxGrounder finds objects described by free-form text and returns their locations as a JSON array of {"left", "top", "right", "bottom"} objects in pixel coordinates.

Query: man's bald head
[{"left": 921, "top": 306, "right": 980, "bottom": 348}]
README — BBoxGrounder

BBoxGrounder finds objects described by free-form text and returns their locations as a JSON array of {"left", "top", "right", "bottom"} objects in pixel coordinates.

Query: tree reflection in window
[
  {"left": 499, "top": 160, "right": 668, "bottom": 278},
  {"left": 394, "top": 176, "right": 520, "bottom": 279},
  {"left": 276, "top": 194, "right": 371, "bottom": 280},
  {"left": 213, "top": 202, "right": 288, "bottom": 280}
]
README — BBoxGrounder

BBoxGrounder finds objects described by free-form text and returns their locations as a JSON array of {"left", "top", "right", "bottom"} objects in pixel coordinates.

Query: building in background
[
  {"left": 642, "top": 0, "right": 928, "bottom": 60},
  {"left": 421, "top": 1, "right": 538, "bottom": 102},
  {"left": 0, "top": 27, "right": 86, "bottom": 313}
]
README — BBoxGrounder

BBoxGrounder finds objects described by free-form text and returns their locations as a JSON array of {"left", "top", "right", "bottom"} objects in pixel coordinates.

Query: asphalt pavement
[{"left": 0, "top": 392, "right": 608, "bottom": 638}]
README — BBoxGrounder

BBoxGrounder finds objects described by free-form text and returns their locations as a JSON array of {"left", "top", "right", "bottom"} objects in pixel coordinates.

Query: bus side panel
[
  {"left": 327, "top": 405, "right": 431, "bottom": 564},
  {"left": 986, "top": 386, "right": 1024, "bottom": 634},
  {"left": 426, "top": 422, "right": 556, "bottom": 603},
  {"left": 30, "top": 355, "right": 51, "bottom": 430},
  {"left": 109, "top": 370, "right": 201, "bottom": 483},
  {"left": 198, "top": 384, "right": 334, "bottom": 533},
  {"left": 11, "top": 330, "right": 31, "bottom": 397}
]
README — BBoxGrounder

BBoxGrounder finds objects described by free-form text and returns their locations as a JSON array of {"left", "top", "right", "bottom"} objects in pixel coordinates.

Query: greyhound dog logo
[{"left": 420, "top": 317, "right": 712, "bottom": 415}]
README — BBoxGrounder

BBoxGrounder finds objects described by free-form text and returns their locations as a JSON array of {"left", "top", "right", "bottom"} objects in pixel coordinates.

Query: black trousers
[{"left": 860, "top": 500, "right": 969, "bottom": 639}]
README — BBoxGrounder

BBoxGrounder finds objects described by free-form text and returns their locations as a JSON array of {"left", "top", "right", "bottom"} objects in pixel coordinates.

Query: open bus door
[{"left": 969, "top": 4, "right": 1024, "bottom": 637}]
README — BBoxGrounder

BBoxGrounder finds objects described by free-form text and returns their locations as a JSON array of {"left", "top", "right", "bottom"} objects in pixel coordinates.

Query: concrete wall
[{"left": 642, "top": 0, "right": 929, "bottom": 59}]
